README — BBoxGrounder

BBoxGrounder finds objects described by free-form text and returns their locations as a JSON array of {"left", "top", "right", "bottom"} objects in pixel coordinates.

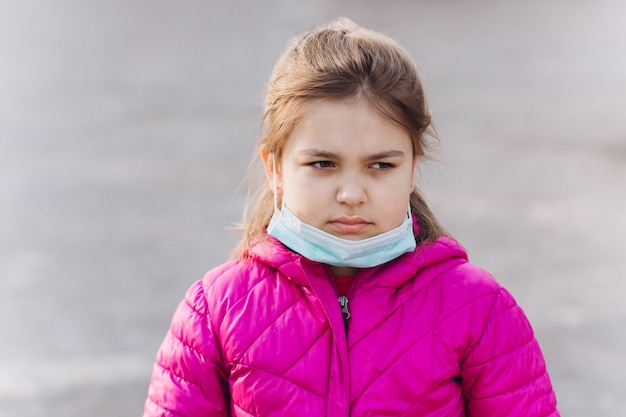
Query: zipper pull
[{"left": 338, "top": 295, "right": 351, "bottom": 324}]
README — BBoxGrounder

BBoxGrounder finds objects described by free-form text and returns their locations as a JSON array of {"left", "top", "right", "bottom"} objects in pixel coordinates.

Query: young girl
[{"left": 144, "top": 18, "right": 559, "bottom": 416}]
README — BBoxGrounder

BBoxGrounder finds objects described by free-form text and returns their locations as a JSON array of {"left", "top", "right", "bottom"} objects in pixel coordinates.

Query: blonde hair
[{"left": 236, "top": 18, "right": 447, "bottom": 256}]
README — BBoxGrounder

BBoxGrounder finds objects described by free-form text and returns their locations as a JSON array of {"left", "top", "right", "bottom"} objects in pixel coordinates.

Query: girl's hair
[{"left": 236, "top": 18, "right": 447, "bottom": 257}]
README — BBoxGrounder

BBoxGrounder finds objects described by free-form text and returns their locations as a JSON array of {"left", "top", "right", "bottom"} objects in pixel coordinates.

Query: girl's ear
[
  {"left": 411, "top": 155, "right": 419, "bottom": 192},
  {"left": 412, "top": 154, "right": 419, "bottom": 170},
  {"left": 260, "top": 149, "right": 280, "bottom": 191}
]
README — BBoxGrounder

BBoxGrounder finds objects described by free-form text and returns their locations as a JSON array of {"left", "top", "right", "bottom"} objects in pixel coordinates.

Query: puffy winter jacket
[{"left": 144, "top": 233, "right": 559, "bottom": 416}]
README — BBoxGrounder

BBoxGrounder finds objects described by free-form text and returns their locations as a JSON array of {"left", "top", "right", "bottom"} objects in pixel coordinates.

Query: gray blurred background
[{"left": 1, "top": 1, "right": 625, "bottom": 416}]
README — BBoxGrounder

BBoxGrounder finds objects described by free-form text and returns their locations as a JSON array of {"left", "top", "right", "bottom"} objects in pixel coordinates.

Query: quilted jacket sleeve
[
  {"left": 144, "top": 280, "right": 229, "bottom": 417},
  {"left": 461, "top": 288, "right": 559, "bottom": 416}
]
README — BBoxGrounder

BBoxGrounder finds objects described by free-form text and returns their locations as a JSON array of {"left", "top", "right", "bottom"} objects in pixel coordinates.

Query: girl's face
[{"left": 265, "top": 99, "right": 417, "bottom": 241}]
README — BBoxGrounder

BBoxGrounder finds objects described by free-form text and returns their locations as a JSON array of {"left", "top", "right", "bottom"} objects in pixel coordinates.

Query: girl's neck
[{"left": 330, "top": 265, "right": 358, "bottom": 277}]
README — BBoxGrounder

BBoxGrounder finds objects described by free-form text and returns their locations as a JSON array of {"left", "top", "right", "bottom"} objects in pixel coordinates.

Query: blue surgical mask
[{"left": 267, "top": 203, "right": 416, "bottom": 268}]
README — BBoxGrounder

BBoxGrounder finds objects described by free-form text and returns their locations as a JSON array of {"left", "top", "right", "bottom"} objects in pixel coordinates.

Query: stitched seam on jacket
[
  {"left": 154, "top": 358, "right": 203, "bottom": 389},
  {"left": 157, "top": 328, "right": 225, "bottom": 392},
  {"left": 461, "top": 305, "right": 536, "bottom": 370},
  {"left": 171, "top": 307, "right": 211, "bottom": 364},
  {"left": 233, "top": 402, "right": 256, "bottom": 417},
  {"left": 232, "top": 293, "right": 306, "bottom": 363},
  {"left": 352, "top": 289, "right": 495, "bottom": 351},
  {"left": 145, "top": 396, "right": 186, "bottom": 417},
  {"left": 350, "top": 260, "right": 479, "bottom": 347},
  {"left": 156, "top": 332, "right": 230, "bottom": 406},
  {"left": 199, "top": 277, "right": 230, "bottom": 368},
  {"left": 183, "top": 291, "right": 207, "bottom": 317},
  {"left": 203, "top": 261, "right": 247, "bottom": 299},
  {"left": 463, "top": 334, "right": 535, "bottom": 371},
  {"left": 234, "top": 362, "right": 327, "bottom": 398},
  {"left": 460, "top": 287, "right": 503, "bottom": 362},
  {"left": 467, "top": 371, "right": 551, "bottom": 401},
  {"left": 220, "top": 274, "right": 269, "bottom": 320},
  {"left": 352, "top": 291, "right": 496, "bottom": 403},
  {"left": 397, "top": 366, "right": 462, "bottom": 417},
  {"left": 180, "top": 282, "right": 221, "bottom": 366},
  {"left": 280, "top": 326, "right": 331, "bottom": 376}
]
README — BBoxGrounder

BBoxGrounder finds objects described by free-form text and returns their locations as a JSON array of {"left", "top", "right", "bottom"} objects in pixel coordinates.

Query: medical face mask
[{"left": 266, "top": 160, "right": 416, "bottom": 268}]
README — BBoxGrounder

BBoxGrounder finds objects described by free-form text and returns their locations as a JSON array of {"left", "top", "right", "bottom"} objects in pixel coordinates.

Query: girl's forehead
[{"left": 284, "top": 99, "right": 412, "bottom": 153}]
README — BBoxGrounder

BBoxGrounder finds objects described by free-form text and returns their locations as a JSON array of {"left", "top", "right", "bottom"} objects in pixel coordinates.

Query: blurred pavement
[{"left": 1, "top": 1, "right": 625, "bottom": 416}]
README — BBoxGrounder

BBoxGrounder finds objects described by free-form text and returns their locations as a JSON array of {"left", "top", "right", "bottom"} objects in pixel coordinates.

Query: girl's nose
[{"left": 336, "top": 178, "right": 367, "bottom": 206}]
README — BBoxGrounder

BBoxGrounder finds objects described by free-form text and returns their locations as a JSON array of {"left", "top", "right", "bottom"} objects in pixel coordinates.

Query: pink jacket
[{"left": 145, "top": 234, "right": 559, "bottom": 416}]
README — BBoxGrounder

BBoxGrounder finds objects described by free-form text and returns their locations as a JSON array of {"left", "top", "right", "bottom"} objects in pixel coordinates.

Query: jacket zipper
[{"left": 338, "top": 295, "right": 350, "bottom": 331}]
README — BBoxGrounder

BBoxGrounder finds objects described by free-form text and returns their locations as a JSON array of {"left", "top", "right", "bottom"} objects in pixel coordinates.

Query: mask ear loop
[{"left": 272, "top": 155, "right": 279, "bottom": 212}]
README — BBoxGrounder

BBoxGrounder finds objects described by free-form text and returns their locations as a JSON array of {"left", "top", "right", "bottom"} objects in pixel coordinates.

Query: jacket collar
[{"left": 248, "top": 231, "right": 468, "bottom": 289}]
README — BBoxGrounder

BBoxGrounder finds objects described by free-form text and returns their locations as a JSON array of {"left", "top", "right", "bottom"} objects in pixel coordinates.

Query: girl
[{"left": 144, "top": 18, "right": 559, "bottom": 416}]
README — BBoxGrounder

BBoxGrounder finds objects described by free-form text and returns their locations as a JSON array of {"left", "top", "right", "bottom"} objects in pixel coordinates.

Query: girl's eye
[
  {"left": 371, "top": 162, "right": 394, "bottom": 169},
  {"left": 310, "top": 161, "right": 335, "bottom": 168}
]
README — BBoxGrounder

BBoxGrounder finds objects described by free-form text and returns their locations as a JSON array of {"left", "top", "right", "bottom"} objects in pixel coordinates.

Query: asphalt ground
[{"left": 1, "top": 1, "right": 625, "bottom": 416}]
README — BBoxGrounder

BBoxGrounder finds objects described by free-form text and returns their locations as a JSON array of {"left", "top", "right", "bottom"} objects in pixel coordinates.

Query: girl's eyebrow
[
  {"left": 367, "top": 150, "right": 406, "bottom": 160},
  {"left": 298, "top": 149, "right": 338, "bottom": 158},
  {"left": 298, "top": 149, "right": 406, "bottom": 159}
]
